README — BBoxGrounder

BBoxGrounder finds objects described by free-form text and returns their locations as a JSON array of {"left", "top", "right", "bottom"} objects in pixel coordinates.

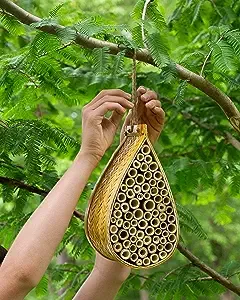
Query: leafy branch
[
  {"left": 0, "top": 0, "right": 239, "bottom": 133},
  {"left": 0, "top": 175, "right": 240, "bottom": 296}
]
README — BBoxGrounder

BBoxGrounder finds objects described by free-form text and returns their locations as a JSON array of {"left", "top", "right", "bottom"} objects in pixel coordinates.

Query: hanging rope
[{"left": 130, "top": 48, "right": 138, "bottom": 126}]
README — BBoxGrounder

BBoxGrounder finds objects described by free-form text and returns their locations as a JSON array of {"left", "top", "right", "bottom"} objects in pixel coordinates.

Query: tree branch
[
  {"left": 0, "top": 175, "right": 240, "bottom": 295},
  {"left": 177, "top": 243, "right": 240, "bottom": 296},
  {"left": 0, "top": 0, "right": 239, "bottom": 133}
]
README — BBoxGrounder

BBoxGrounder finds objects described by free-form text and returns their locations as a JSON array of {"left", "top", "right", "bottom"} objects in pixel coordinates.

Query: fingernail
[{"left": 127, "top": 93, "right": 132, "bottom": 99}]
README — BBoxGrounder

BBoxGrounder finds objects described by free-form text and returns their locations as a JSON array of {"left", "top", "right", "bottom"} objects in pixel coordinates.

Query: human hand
[
  {"left": 121, "top": 87, "right": 165, "bottom": 144},
  {"left": 80, "top": 89, "right": 134, "bottom": 164}
]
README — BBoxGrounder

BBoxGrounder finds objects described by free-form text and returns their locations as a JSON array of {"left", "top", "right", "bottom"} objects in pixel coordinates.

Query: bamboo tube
[
  {"left": 130, "top": 236, "right": 137, "bottom": 244},
  {"left": 160, "top": 237, "right": 167, "bottom": 245},
  {"left": 130, "top": 244, "right": 137, "bottom": 252},
  {"left": 159, "top": 251, "right": 167, "bottom": 260},
  {"left": 133, "top": 209, "right": 144, "bottom": 220},
  {"left": 126, "top": 189, "right": 135, "bottom": 199},
  {"left": 125, "top": 211, "right": 133, "bottom": 221},
  {"left": 155, "top": 228, "right": 161, "bottom": 235},
  {"left": 152, "top": 209, "right": 159, "bottom": 218},
  {"left": 140, "top": 162, "right": 148, "bottom": 172},
  {"left": 113, "top": 210, "right": 122, "bottom": 219},
  {"left": 110, "top": 217, "right": 116, "bottom": 224},
  {"left": 145, "top": 226, "right": 155, "bottom": 236},
  {"left": 110, "top": 234, "right": 119, "bottom": 243},
  {"left": 150, "top": 254, "right": 159, "bottom": 263},
  {"left": 129, "top": 226, "right": 137, "bottom": 236},
  {"left": 136, "top": 174, "right": 145, "bottom": 185},
  {"left": 144, "top": 171, "right": 152, "bottom": 180},
  {"left": 148, "top": 243, "right": 157, "bottom": 254},
  {"left": 130, "top": 253, "right": 138, "bottom": 262},
  {"left": 144, "top": 154, "right": 152, "bottom": 164},
  {"left": 150, "top": 218, "right": 160, "bottom": 227},
  {"left": 142, "top": 183, "right": 150, "bottom": 193},
  {"left": 136, "top": 239, "right": 144, "bottom": 248},
  {"left": 149, "top": 162, "right": 158, "bottom": 172},
  {"left": 121, "top": 184, "right": 128, "bottom": 192},
  {"left": 163, "top": 197, "right": 170, "bottom": 206},
  {"left": 157, "top": 180, "right": 165, "bottom": 189},
  {"left": 121, "top": 203, "right": 129, "bottom": 213},
  {"left": 143, "top": 257, "right": 150, "bottom": 266},
  {"left": 137, "top": 193, "right": 144, "bottom": 200},
  {"left": 116, "top": 218, "right": 123, "bottom": 227},
  {"left": 168, "top": 234, "right": 176, "bottom": 243},
  {"left": 141, "top": 144, "right": 151, "bottom": 155},
  {"left": 143, "top": 236, "right": 152, "bottom": 246},
  {"left": 128, "top": 168, "right": 138, "bottom": 178},
  {"left": 166, "top": 207, "right": 173, "bottom": 214},
  {"left": 154, "top": 195, "right": 162, "bottom": 203},
  {"left": 157, "top": 203, "right": 166, "bottom": 212},
  {"left": 113, "top": 243, "right": 122, "bottom": 253},
  {"left": 149, "top": 179, "right": 156, "bottom": 186},
  {"left": 110, "top": 225, "right": 118, "bottom": 234},
  {"left": 159, "top": 212, "right": 167, "bottom": 222},
  {"left": 133, "top": 160, "right": 141, "bottom": 169},
  {"left": 139, "top": 219, "right": 148, "bottom": 230},
  {"left": 154, "top": 171, "right": 162, "bottom": 180},
  {"left": 168, "top": 215, "right": 176, "bottom": 223},
  {"left": 157, "top": 244, "right": 163, "bottom": 252},
  {"left": 144, "top": 192, "right": 151, "bottom": 200},
  {"left": 136, "top": 259, "right": 143, "bottom": 266},
  {"left": 144, "top": 211, "right": 152, "bottom": 221},
  {"left": 126, "top": 178, "right": 135, "bottom": 188},
  {"left": 114, "top": 202, "right": 120, "bottom": 210},
  {"left": 136, "top": 230, "right": 145, "bottom": 240},
  {"left": 123, "top": 240, "right": 131, "bottom": 249},
  {"left": 119, "top": 229, "right": 129, "bottom": 240},
  {"left": 138, "top": 247, "right": 148, "bottom": 258},
  {"left": 168, "top": 224, "right": 177, "bottom": 233},
  {"left": 133, "top": 185, "right": 141, "bottom": 194},
  {"left": 165, "top": 242, "right": 173, "bottom": 252},
  {"left": 162, "top": 230, "right": 169, "bottom": 238},
  {"left": 160, "top": 189, "right": 168, "bottom": 197},
  {"left": 117, "top": 193, "right": 126, "bottom": 203},
  {"left": 123, "top": 221, "right": 130, "bottom": 230},
  {"left": 129, "top": 198, "right": 140, "bottom": 209},
  {"left": 131, "top": 219, "right": 138, "bottom": 227},
  {"left": 137, "top": 152, "right": 144, "bottom": 161},
  {"left": 150, "top": 187, "right": 158, "bottom": 196},
  {"left": 153, "top": 236, "right": 160, "bottom": 244},
  {"left": 143, "top": 199, "right": 155, "bottom": 211},
  {"left": 120, "top": 249, "right": 131, "bottom": 260},
  {"left": 160, "top": 222, "right": 167, "bottom": 230}
]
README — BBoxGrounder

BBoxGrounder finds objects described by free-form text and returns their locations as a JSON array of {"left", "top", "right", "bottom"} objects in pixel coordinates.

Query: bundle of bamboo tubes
[{"left": 85, "top": 124, "right": 179, "bottom": 269}]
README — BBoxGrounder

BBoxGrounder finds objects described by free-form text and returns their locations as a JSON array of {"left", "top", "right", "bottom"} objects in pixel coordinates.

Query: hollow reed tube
[
  {"left": 134, "top": 209, "right": 144, "bottom": 220},
  {"left": 143, "top": 236, "right": 152, "bottom": 246},
  {"left": 114, "top": 202, "right": 120, "bottom": 210},
  {"left": 130, "top": 244, "right": 137, "bottom": 252},
  {"left": 157, "top": 244, "right": 164, "bottom": 252},
  {"left": 133, "top": 185, "right": 141, "bottom": 194},
  {"left": 159, "top": 212, "right": 167, "bottom": 222},
  {"left": 121, "top": 203, "right": 129, "bottom": 213},
  {"left": 136, "top": 230, "right": 144, "bottom": 240},
  {"left": 137, "top": 152, "right": 144, "bottom": 161},
  {"left": 117, "top": 193, "right": 126, "bottom": 203},
  {"left": 125, "top": 211, "right": 133, "bottom": 221},
  {"left": 149, "top": 162, "right": 158, "bottom": 172},
  {"left": 113, "top": 210, "right": 122, "bottom": 219},
  {"left": 136, "top": 174, "right": 145, "bottom": 185},
  {"left": 144, "top": 154, "right": 152, "bottom": 164},
  {"left": 154, "top": 195, "right": 162, "bottom": 203},
  {"left": 144, "top": 171, "right": 152, "bottom": 180},
  {"left": 119, "top": 229, "right": 129, "bottom": 240},
  {"left": 129, "top": 198, "right": 140, "bottom": 210},
  {"left": 154, "top": 171, "right": 162, "bottom": 180},
  {"left": 168, "top": 215, "right": 176, "bottom": 223},
  {"left": 138, "top": 247, "right": 148, "bottom": 258},
  {"left": 120, "top": 249, "right": 131, "bottom": 260},
  {"left": 139, "top": 219, "right": 148, "bottom": 230},
  {"left": 162, "top": 230, "right": 169, "bottom": 238},
  {"left": 153, "top": 236, "right": 160, "bottom": 244},
  {"left": 148, "top": 243, "right": 157, "bottom": 254},
  {"left": 157, "top": 203, "right": 166, "bottom": 212},
  {"left": 142, "top": 183, "right": 150, "bottom": 193},
  {"left": 110, "top": 234, "right": 119, "bottom": 243},
  {"left": 128, "top": 168, "right": 138, "bottom": 178},
  {"left": 116, "top": 218, "right": 123, "bottom": 227},
  {"left": 141, "top": 144, "right": 151, "bottom": 155},
  {"left": 137, "top": 193, "right": 144, "bottom": 200},
  {"left": 150, "top": 254, "right": 159, "bottom": 264},
  {"left": 160, "top": 237, "right": 167, "bottom": 245},
  {"left": 143, "top": 257, "right": 150, "bottom": 266},
  {"left": 160, "top": 222, "right": 167, "bottom": 230},
  {"left": 157, "top": 180, "right": 165, "bottom": 189},
  {"left": 165, "top": 242, "right": 173, "bottom": 252},
  {"left": 155, "top": 228, "right": 161, "bottom": 235},
  {"left": 144, "top": 211, "right": 152, "bottom": 221},
  {"left": 110, "top": 225, "right": 118, "bottom": 234},
  {"left": 130, "top": 236, "right": 137, "bottom": 244},
  {"left": 136, "top": 239, "right": 144, "bottom": 248},
  {"left": 123, "top": 221, "right": 130, "bottom": 230},
  {"left": 131, "top": 219, "right": 138, "bottom": 227},
  {"left": 145, "top": 226, "right": 155, "bottom": 236},
  {"left": 144, "top": 200, "right": 155, "bottom": 211},
  {"left": 140, "top": 163, "right": 148, "bottom": 172},
  {"left": 133, "top": 160, "right": 141, "bottom": 169},
  {"left": 129, "top": 226, "right": 137, "bottom": 236},
  {"left": 168, "top": 234, "right": 176, "bottom": 243},
  {"left": 152, "top": 209, "right": 159, "bottom": 218},
  {"left": 130, "top": 253, "right": 138, "bottom": 262},
  {"left": 150, "top": 218, "right": 160, "bottom": 228},
  {"left": 160, "top": 189, "right": 168, "bottom": 197},
  {"left": 136, "top": 259, "right": 143, "bottom": 266},
  {"left": 126, "top": 189, "right": 135, "bottom": 199},
  {"left": 149, "top": 179, "right": 156, "bottom": 186},
  {"left": 159, "top": 251, "right": 167, "bottom": 260},
  {"left": 163, "top": 197, "right": 171, "bottom": 206},
  {"left": 110, "top": 217, "right": 116, "bottom": 224},
  {"left": 113, "top": 243, "right": 122, "bottom": 252},
  {"left": 150, "top": 187, "right": 158, "bottom": 196},
  {"left": 121, "top": 184, "right": 128, "bottom": 192},
  {"left": 144, "top": 192, "right": 151, "bottom": 200},
  {"left": 126, "top": 177, "right": 135, "bottom": 188},
  {"left": 123, "top": 240, "right": 131, "bottom": 249},
  {"left": 166, "top": 207, "right": 173, "bottom": 215},
  {"left": 168, "top": 224, "right": 177, "bottom": 233}
]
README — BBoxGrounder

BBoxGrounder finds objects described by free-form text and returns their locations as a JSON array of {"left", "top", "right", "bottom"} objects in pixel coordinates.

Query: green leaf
[
  {"left": 211, "top": 40, "right": 236, "bottom": 72},
  {"left": 146, "top": 33, "right": 170, "bottom": 67}
]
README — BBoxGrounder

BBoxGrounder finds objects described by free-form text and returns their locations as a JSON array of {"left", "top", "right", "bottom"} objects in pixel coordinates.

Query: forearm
[{"left": 0, "top": 152, "right": 97, "bottom": 289}]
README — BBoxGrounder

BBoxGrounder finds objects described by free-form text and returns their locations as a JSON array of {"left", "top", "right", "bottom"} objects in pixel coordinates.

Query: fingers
[
  {"left": 146, "top": 106, "right": 165, "bottom": 129},
  {"left": 90, "top": 95, "right": 133, "bottom": 111},
  {"left": 95, "top": 102, "right": 127, "bottom": 118},
  {"left": 145, "top": 99, "right": 161, "bottom": 111},
  {"left": 109, "top": 110, "right": 123, "bottom": 128}
]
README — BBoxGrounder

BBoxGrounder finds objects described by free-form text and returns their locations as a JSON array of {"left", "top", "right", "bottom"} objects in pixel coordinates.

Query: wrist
[{"left": 75, "top": 150, "right": 101, "bottom": 169}]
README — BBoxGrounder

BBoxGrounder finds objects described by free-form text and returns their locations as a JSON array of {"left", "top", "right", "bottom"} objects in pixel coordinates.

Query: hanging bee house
[{"left": 85, "top": 123, "right": 179, "bottom": 269}]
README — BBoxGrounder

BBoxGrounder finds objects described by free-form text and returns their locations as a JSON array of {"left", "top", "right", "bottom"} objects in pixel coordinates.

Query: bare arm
[{"left": 0, "top": 89, "right": 133, "bottom": 300}]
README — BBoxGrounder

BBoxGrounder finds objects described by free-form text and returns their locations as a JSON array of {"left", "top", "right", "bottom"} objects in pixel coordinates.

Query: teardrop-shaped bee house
[{"left": 85, "top": 124, "right": 179, "bottom": 269}]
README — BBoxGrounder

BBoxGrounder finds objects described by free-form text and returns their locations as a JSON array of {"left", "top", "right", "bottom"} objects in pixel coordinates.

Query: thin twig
[{"left": 209, "top": 0, "right": 223, "bottom": 18}]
